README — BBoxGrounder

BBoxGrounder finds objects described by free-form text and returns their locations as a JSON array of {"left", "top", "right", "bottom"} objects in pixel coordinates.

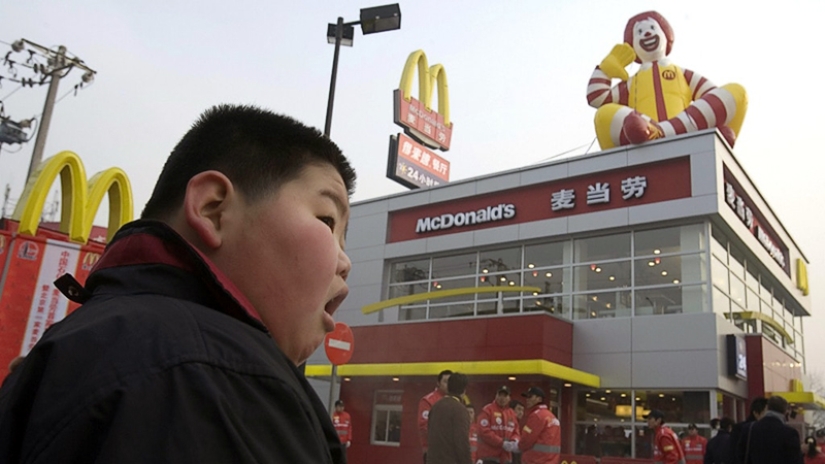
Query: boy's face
[{"left": 226, "top": 163, "right": 351, "bottom": 365}]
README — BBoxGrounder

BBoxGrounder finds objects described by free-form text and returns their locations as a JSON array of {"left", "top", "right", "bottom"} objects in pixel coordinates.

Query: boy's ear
[{"left": 182, "top": 171, "right": 236, "bottom": 249}]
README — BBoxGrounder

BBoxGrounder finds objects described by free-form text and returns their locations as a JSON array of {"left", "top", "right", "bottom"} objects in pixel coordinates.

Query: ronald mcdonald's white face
[{"left": 631, "top": 18, "right": 667, "bottom": 63}]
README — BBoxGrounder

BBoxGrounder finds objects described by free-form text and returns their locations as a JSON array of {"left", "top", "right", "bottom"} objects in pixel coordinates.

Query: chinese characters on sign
[
  {"left": 22, "top": 242, "right": 81, "bottom": 354},
  {"left": 724, "top": 178, "right": 787, "bottom": 271},
  {"left": 551, "top": 176, "right": 648, "bottom": 211},
  {"left": 395, "top": 90, "right": 453, "bottom": 151},
  {"left": 387, "top": 133, "right": 450, "bottom": 189}
]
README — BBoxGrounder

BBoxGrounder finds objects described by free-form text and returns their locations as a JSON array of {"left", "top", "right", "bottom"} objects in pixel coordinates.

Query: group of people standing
[
  {"left": 418, "top": 370, "right": 561, "bottom": 464},
  {"left": 647, "top": 395, "right": 825, "bottom": 464}
]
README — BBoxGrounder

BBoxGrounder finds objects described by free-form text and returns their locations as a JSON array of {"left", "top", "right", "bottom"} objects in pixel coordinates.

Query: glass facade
[
  {"left": 389, "top": 224, "right": 708, "bottom": 321},
  {"left": 711, "top": 227, "right": 805, "bottom": 360},
  {"left": 574, "top": 388, "right": 713, "bottom": 458},
  {"left": 386, "top": 222, "right": 805, "bottom": 361}
]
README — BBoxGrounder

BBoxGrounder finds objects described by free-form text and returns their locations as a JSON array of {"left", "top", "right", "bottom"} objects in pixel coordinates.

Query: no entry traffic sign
[{"left": 324, "top": 322, "right": 354, "bottom": 366}]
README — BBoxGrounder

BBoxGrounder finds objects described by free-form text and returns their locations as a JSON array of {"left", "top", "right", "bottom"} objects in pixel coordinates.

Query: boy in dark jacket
[
  {"left": 427, "top": 373, "right": 471, "bottom": 464},
  {"left": 0, "top": 105, "right": 356, "bottom": 463}
]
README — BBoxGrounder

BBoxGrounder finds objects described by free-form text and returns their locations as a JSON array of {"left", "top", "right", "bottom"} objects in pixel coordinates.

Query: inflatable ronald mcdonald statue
[{"left": 587, "top": 11, "right": 747, "bottom": 149}]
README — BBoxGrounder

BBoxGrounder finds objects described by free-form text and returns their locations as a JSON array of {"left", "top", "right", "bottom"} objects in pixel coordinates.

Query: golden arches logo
[
  {"left": 393, "top": 49, "right": 454, "bottom": 152},
  {"left": 399, "top": 49, "right": 450, "bottom": 127},
  {"left": 82, "top": 252, "right": 101, "bottom": 270},
  {"left": 12, "top": 151, "right": 134, "bottom": 244},
  {"left": 797, "top": 258, "right": 809, "bottom": 296}
]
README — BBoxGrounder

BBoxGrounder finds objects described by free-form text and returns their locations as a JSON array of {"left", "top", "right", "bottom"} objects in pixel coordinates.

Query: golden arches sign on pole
[
  {"left": 12, "top": 151, "right": 134, "bottom": 244},
  {"left": 399, "top": 50, "right": 450, "bottom": 127},
  {"left": 393, "top": 49, "right": 453, "bottom": 151}
]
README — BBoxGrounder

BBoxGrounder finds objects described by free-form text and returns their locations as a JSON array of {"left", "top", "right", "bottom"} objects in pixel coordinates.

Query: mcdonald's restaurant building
[{"left": 305, "top": 130, "right": 816, "bottom": 462}]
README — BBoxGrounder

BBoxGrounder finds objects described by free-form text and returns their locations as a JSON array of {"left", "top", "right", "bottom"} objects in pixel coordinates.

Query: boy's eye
[{"left": 319, "top": 216, "right": 336, "bottom": 231}]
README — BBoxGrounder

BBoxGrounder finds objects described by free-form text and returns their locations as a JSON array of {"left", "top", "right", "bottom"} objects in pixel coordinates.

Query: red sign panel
[
  {"left": 723, "top": 165, "right": 789, "bottom": 275},
  {"left": 393, "top": 89, "right": 453, "bottom": 151},
  {"left": 387, "top": 133, "right": 450, "bottom": 189},
  {"left": 388, "top": 157, "right": 692, "bottom": 243},
  {"left": 324, "top": 321, "right": 354, "bottom": 366}
]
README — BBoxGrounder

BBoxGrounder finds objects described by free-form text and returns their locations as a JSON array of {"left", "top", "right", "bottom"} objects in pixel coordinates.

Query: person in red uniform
[
  {"left": 517, "top": 387, "right": 560, "bottom": 464},
  {"left": 645, "top": 409, "right": 685, "bottom": 464},
  {"left": 477, "top": 385, "right": 520, "bottom": 464},
  {"left": 419, "top": 370, "right": 452, "bottom": 463},
  {"left": 468, "top": 404, "right": 479, "bottom": 464},
  {"left": 332, "top": 400, "right": 352, "bottom": 451},
  {"left": 680, "top": 423, "right": 706, "bottom": 464}
]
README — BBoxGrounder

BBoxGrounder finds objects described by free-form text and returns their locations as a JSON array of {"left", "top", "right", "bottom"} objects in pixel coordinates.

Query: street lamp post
[{"left": 324, "top": 3, "right": 401, "bottom": 138}]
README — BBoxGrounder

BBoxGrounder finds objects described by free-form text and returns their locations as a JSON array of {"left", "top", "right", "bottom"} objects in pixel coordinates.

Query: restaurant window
[
  {"left": 635, "top": 224, "right": 705, "bottom": 257},
  {"left": 635, "top": 390, "right": 710, "bottom": 425},
  {"left": 634, "top": 254, "right": 705, "bottom": 288},
  {"left": 635, "top": 285, "right": 707, "bottom": 316},
  {"left": 479, "top": 246, "right": 521, "bottom": 274},
  {"left": 711, "top": 256, "right": 729, "bottom": 293},
  {"left": 713, "top": 284, "right": 733, "bottom": 316},
  {"left": 371, "top": 391, "right": 403, "bottom": 447},
  {"left": 399, "top": 305, "right": 426, "bottom": 321},
  {"left": 523, "top": 294, "right": 570, "bottom": 317},
  {"left": 576, "top": 389, "right": 633, "bottom": 422},
  {"left": 432, "top": 252, "right": 477, "bottom": 279},
  {"left": 574, "top": 261, "right": 631, "bottom": 292},
  {"left": 575, "top": 389, "right": 633, "bottom": 458},
  {"left": 573, "top": 291, "right": 631, "bottom": 319},
  {"left": 729, "top": 246, "right": 746, "bottom": 279},
  {"left": 525, "top": 241, "right": 570, "bottom": 268},
  {"left": 729, "top": 276, "right": 746, "bottom": 309},
  {"left": 390, "top": 259, "right": 430, "bottom": 283},
  {"left": 523, "top": 267, "right": 568, "bottom": 295},
  {"left": 711, "top": 227, "right": 728, "bottom": 261},
  {"left": 575, "top": 233, "right": 631, "bottom": 263}
]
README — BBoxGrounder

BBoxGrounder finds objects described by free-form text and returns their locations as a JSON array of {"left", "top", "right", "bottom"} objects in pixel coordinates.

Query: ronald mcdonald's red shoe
[{"left": 621, "top": 112, "right": 664, "bottom": 145}]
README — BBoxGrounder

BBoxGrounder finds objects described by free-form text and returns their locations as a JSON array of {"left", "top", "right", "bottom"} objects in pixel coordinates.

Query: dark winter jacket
[
  {"left": 427, "top": 395, "right": 472, "bottom": 464},
  {"left": 745, "top": 411, "right": 803, "bottom": 464},
  {"left": 0, "top": 221, "right": 345, "bottom": 464},
  {"left": 704, "top": 430, "right": 732, "bottom": 464}
]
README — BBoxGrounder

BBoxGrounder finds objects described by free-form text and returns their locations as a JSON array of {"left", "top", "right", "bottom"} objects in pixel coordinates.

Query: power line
[{"left": 0, "top": 84, "right": 23, "bottom": 101}]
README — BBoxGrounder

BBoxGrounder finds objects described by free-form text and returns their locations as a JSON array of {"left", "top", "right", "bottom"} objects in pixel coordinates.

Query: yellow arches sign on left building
[{"left": 11, "top": 151, "right": 134, "bottom": 244}]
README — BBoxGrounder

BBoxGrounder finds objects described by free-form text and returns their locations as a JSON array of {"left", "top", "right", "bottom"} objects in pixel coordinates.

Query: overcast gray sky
[{"left": 1, "top": 1, "right": 823, "bottom": 375}]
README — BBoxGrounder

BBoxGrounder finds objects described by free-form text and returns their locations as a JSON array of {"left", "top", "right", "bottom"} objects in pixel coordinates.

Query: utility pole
[
  {"left": 9, "top": 39, "right": 96, "bottom": 181},
  {"left": 27, "top": 45, "right": 66, "bottom": 181}
]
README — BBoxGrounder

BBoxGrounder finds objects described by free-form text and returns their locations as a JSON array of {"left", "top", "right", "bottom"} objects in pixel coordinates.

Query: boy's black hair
[
  {"left": 142, "top": 104, "right": 356, "bottom": 219},
  {"left": 447, "top": 372, "right": 468, "bottom": 396},
  {"left": 437, "top": 370, "right": 453, "bottom": 383}
]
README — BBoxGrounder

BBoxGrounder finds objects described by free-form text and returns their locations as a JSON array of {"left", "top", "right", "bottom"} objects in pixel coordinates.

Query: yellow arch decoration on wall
[
  {"left": 728, "top": 311, "right": 794, "bottom": 345},
  {"left": 12, "top": 150, "right": 134, "bottom": 244},
  {"left": 362, "top": 286, "right": 541, "bottom": 314},
  {"left": 399, "top": 49, "right": 451, "bottom": 126}
]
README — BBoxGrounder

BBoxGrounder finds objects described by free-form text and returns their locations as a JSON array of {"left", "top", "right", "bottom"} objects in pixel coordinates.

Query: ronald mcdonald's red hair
[{"left": 624, "top": 11, "right": 674, "bottom": 62}]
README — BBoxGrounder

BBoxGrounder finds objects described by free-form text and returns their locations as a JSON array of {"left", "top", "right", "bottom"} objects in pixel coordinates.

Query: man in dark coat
[
  {"left": 732, "top": 397, "right": 767, "bottom": 464},
  {"left": 745, "top": 396, "right": 803, "bottom": 464},
  {"left": 0, "top": 105, "right": 357, "bottom": 463},
  {"left": 427, "top": 372, "right": 471, "bottom": 464},
  {"left": 705, "top": 417, "right": 734, "bottom": 464}
]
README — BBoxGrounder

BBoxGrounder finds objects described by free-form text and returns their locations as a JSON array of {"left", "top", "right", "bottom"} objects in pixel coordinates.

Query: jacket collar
[{"left": 87, "top": 220, "right": 265, "bottom": 330}]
